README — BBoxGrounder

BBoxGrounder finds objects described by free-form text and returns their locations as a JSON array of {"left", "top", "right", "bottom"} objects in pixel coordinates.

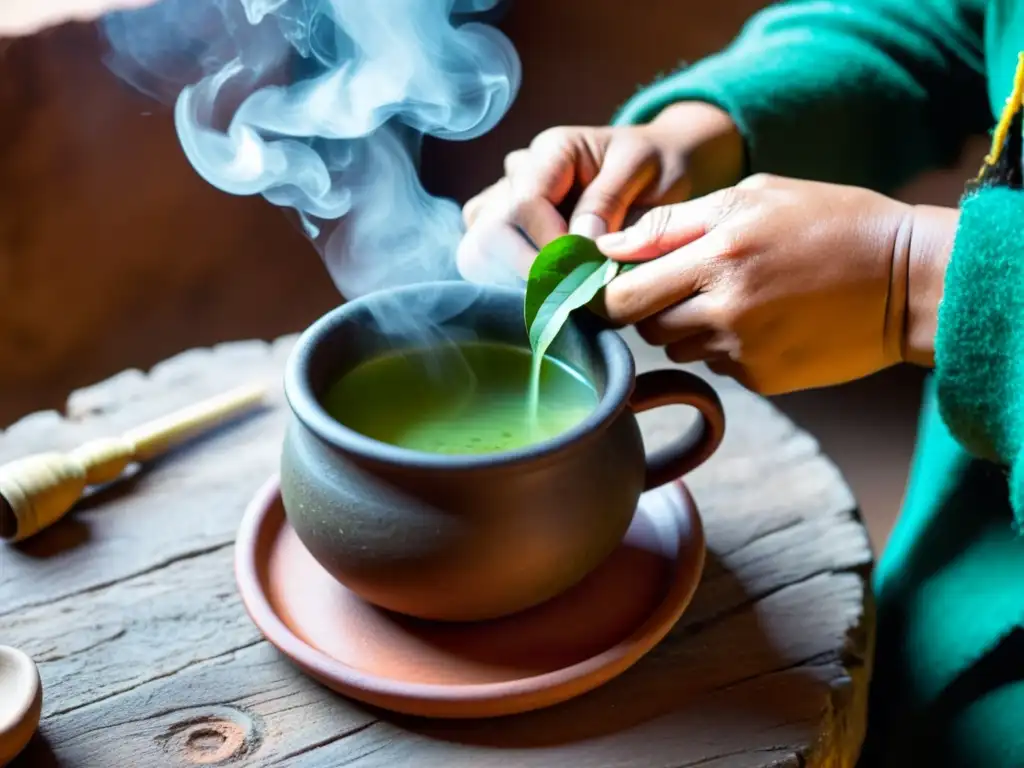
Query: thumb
[
  {"left": 596, "top": 195, "right": 719, "bottom": 262},
  {"left": 568, "top": 138, "right": 660, "bottom": 239}
]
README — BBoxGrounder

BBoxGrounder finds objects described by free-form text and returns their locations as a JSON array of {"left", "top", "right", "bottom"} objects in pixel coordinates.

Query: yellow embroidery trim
[{"left": 978, "top": 51, "right": 1024, "bottom": 176}]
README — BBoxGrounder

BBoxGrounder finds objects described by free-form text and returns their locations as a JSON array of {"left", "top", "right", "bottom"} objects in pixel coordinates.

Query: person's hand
[
  {"left": 456, "top": 101, "right": 744, "bottom": 286},
  {"left": 1, "top": 0, "right": 156, "bottom": 37},
  {"left": 594, "top": 173, "right": 956, "bottom": 395}
]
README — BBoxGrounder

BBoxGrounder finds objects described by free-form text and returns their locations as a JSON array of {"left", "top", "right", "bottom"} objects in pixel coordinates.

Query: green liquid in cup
[{"left": 323, "top": 341, "right": 598, "bottom": 455}]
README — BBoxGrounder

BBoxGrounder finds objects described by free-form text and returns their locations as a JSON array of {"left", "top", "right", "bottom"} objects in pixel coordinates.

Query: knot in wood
[
  {"left": 184, "top": 722, "right": 243, "bottom": 764},
  {"left": 160, "top": 710, "right": 259, "bottom": 765}
]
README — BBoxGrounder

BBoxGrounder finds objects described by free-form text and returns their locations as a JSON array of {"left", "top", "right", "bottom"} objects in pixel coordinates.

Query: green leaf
[
  {"left": 524, "top": 234, "right": 621, "bottom": 360},
  {"left": 529, "top": 259, "right": 620, "bottom": 362}
]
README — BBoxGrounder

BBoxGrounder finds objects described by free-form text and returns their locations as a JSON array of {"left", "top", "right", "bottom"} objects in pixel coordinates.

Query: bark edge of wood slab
[{"left": 234, "top": 473, "right": 706, "bottom": 718}]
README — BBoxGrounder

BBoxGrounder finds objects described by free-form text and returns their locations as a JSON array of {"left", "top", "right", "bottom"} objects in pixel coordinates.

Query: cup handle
[{"left": 629, "top": 369, "right": 726, "bottom": 491}]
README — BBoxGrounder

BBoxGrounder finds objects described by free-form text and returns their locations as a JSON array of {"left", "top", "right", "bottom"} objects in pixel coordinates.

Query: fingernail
[
  {"left": 596, "top": 230, "right": 628, "bottom": 251},
  {"left": 570, "top": 213, "right": 607, "bottom": 239}
]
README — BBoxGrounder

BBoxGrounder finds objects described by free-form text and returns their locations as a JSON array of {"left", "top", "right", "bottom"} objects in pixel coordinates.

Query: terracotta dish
[{"left": 234, "top": 474, "right": 706, "bottom": 719}]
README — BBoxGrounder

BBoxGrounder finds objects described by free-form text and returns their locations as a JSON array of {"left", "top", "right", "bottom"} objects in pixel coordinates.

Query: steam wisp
[
  {"left": 101, "top": 0, "right": 539, "bottom": 436},
  {"left": 100, "top": 0, "right": 521, "bottom": 300}
]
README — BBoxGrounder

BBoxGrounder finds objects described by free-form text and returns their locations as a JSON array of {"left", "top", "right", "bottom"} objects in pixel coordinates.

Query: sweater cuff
[
  {"left": 608, "top": 44, "right": 910, "bottom": 188},
  {"left": 934, "top": 187, "right": 1024, "bottom": 527}
]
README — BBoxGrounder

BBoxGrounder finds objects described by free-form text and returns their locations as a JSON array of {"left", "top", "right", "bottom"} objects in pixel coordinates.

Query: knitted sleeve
[
  {"left": 611, "top": 0, "right": 990, "bottom": 194},
  {"left": 934, "top": 185, "right": 1024, "bottom": 529}
]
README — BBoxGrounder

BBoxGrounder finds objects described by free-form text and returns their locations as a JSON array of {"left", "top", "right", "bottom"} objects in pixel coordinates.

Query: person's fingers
[
  {"left": 511, "top": 127, "right": 600, "bottom": 206},
  {"left": 507, "top": 196, "right": 569, "bottom": 251},
  {"left": 463, "top": 178, "right": 509, "bottom": 228},
  {"left": 463, "top": 179, "right": 567, "bottom": 250},
  {"left": 601, "top": 229, "right": 729, "bottom": 325},
  {"left": 458, "top": 195, "right": 570, "bottom": 286},
  {"left": 456, "top": 218, "right": 537, "bottom": 286},
  {"left": 504, "top": 149, "right": 529, "bottom": 179},
  {"left": 462, "top": 148, "right": 534, "bottom": 228},
  {"left": 596, "top": 187, "right": 736, "bottom": 263},
  {"left": 569, "top": 137, "right": 660, "bottom": 239},
  {"left": 634, "top": 292, "right": 723, "bottom": 347},
  {"left": 661, "top": 331, "right": 720, "bottom": 363},
  {"left": 703, "top": 357, "right": 757, "bottom": 392}
]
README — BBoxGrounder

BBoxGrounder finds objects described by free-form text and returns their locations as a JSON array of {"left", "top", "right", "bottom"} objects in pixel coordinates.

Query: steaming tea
[{"left": 323, "top": 341, "right": 597, "bottom": 455}]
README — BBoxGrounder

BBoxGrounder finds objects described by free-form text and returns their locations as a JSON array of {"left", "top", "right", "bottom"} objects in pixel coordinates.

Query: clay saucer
[{"left": 234, "top": 475, "right": 705, "bottom": 719}]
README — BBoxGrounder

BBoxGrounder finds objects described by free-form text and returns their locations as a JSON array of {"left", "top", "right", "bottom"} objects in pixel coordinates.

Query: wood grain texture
[{"left": 0, "top": 328, "right": 874, "bottom": 767}]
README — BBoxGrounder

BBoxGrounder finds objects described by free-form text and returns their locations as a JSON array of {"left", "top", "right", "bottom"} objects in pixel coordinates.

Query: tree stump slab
[{"left": 0, "top": 327, "right": 874, "bottom": 767}]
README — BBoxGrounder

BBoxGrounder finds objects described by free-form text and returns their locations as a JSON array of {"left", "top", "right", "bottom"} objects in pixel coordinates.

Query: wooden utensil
[
  {"left": 0, "top": 646, "right": 41, "bottom": 767},
  {"left": 0, "top": 382, "right": 267, "bottom": 543}
]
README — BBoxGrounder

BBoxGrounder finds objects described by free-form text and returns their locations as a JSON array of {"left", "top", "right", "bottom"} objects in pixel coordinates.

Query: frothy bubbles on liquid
[{"left": 323, "top": 341, "right": 597, "bottom": 456}]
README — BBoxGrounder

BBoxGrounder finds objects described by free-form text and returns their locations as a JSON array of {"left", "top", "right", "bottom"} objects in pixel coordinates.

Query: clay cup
[{"left": 280, "top": 280, "right": 725, "bottom": 622}]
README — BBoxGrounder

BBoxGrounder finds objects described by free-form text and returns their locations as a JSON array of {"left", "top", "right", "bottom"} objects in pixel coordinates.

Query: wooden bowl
[{"left": 0, "top": 646, "right": 42, "bottom": 767}]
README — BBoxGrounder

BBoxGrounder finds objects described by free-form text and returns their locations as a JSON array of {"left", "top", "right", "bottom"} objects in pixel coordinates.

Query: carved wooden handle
[{"left": 0, "top": 382, "right": 267, "bottom": 543}]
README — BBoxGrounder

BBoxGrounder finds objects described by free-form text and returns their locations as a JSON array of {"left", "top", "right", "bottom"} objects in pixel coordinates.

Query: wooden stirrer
[{"left": 0, "top": 382, "right": 267, "bottom": 543}]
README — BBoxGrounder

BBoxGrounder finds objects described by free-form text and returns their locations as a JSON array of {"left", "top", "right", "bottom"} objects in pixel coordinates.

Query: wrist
[
  {"left": 890, "top": 204, "right": 959, "bottom": 368},
  {"left": 647, "top": 101, "right": 745, "bottom": 196}
]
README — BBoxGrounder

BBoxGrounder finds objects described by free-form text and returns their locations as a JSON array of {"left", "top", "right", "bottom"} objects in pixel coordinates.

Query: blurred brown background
[{"left": 0, "top": 0, "right": 986, "bottom": 553}]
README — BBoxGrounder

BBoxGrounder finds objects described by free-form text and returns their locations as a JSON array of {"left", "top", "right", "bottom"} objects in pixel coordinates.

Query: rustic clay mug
[{"left": 280, "top": 280, "right": 725, "bottom": 622}]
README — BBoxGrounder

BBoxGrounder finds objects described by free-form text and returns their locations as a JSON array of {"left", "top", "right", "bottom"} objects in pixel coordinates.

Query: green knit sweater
[{"left": 611, "top": 1, "right": 1024, "bottom": 765}]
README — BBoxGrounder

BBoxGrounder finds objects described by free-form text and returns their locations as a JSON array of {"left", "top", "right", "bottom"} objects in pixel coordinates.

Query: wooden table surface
[{"left": 0, "top": 328, "right": 874, "bottom": 768}]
